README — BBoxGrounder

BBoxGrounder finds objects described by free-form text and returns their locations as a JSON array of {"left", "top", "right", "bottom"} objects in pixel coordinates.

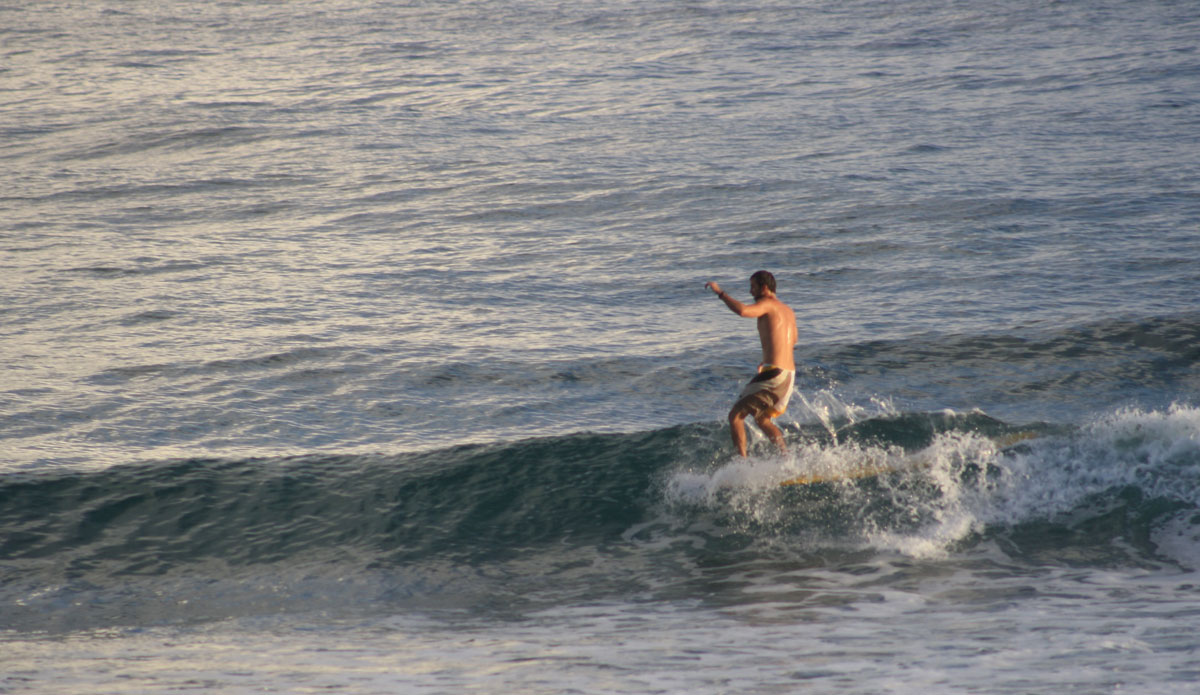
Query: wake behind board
[{"left": 778, "top": 430, "right": 1039, "bottom": 487}]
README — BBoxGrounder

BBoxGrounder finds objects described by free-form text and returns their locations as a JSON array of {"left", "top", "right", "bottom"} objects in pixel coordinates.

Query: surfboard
[{"left": 778, "top": 431, "right": 1039, "bottom": 487}]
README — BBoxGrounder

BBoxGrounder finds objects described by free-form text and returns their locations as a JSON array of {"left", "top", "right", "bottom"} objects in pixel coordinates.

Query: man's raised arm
[{"left": 706, "top": 281, "right": 767, "bottom": 317}]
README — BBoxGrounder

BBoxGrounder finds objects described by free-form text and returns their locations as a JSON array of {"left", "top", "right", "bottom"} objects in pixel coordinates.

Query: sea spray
[
  {"left": 865, "top": 430, "right": 1012, "bottom": 559},
  {"left": 664, "top": 406, "right": 1200, "bottom": 562},
  {"left": 664, "top": 425, "right": 1011, "bottom": 556},
  {"left": 786, "top": 387, "right": 884, "bottom": 443}
]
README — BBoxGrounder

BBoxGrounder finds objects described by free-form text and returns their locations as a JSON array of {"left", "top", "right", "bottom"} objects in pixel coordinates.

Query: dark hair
[{"left": 750, "top": 270, "right": 776, "bottom": 293}]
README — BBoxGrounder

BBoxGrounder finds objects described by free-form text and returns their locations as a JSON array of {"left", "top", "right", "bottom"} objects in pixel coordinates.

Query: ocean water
[{"left": 3, "top": 0, "right": 1200, "bottom": 692}]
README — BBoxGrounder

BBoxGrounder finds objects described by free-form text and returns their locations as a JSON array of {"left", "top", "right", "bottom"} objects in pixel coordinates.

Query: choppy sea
[{"left": 3, "top": 0, "right": 1200, "bottom": 692}]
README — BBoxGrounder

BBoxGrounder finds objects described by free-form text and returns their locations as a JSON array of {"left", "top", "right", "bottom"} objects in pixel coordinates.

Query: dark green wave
[{"left": 0, "top": 410, "right": 1193, "bottom": 587}]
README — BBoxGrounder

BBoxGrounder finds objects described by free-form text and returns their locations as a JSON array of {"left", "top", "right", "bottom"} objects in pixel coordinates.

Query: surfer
[{"left": 705, "top": 270, "right": 798, "bottom": 457}]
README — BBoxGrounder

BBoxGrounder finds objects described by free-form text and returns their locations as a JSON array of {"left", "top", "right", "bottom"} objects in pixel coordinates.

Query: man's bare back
[
  {"left": 704, "top": 278, "right": 797, "bottom": 369},
  {"left": 705, "top": 271, "right": 798, "bottom": 456},
  {"left": 754, "top": 298, "right": 797, "bottom": 370}
]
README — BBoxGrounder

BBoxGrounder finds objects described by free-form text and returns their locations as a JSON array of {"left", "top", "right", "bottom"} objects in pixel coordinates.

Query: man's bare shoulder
[
  {"left": 760, "top": 296, "right": 794, "bottom": 315},
  {"left": 778, "top": 298, "right": 796, "bottom": 318}
]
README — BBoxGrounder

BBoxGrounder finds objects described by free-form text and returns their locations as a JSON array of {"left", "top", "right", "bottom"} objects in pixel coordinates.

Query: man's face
[{"left": 750, "top": 279, "right": 763, "bottom": 299}]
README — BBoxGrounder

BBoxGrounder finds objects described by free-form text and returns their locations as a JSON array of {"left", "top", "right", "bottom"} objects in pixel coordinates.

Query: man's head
[{"left": 750, "top": 270, "right": 776, "bottom": 298}]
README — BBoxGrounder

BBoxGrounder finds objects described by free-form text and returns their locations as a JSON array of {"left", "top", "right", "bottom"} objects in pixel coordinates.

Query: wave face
[
  {"left": 4, "top": 405, "right": 1200, "bottom": 632},
  {"left": 0, "top": 427, "right": 676, "bottom": 572}
]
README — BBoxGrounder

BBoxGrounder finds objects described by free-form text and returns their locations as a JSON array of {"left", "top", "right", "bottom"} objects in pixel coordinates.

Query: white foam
[
  {"left": 666, "top": 404, "right": 1200, "bottom": 559},
  {"left": 865, "top": 431, "right": 1008, "bottom": 558}
]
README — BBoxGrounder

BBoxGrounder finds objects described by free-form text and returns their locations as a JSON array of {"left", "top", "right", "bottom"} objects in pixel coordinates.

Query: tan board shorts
[{"left": 734, "top": 364, "right": 795, "bottom": 419}]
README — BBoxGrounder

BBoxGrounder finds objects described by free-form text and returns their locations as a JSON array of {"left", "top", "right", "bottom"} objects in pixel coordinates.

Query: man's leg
[
  {"left": 755, "top": 412, "right": 787, "bottom": 454},
  {"left": 728, "top": 406, "right": 750, "bottom": 457}
]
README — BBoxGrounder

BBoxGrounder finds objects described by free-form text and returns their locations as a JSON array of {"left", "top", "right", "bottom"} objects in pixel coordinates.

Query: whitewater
[{"left": 3, "top": 0, "right": 1200, "bottom": 693}]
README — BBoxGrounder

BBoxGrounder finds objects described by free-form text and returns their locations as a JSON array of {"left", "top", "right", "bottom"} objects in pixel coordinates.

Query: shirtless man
[{"left": 705, "top": 270, "right": 798, "bottom": 457}]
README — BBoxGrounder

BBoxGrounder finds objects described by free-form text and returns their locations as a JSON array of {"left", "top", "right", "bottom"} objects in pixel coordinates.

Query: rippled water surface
[{"left": 3, "top": 0, "right": 1200, "bottom": 692}]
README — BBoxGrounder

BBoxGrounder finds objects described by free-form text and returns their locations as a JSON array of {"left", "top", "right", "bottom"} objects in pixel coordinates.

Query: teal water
[{"left": 5, "top": 409, "right": 1200, "bottom": 622}]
